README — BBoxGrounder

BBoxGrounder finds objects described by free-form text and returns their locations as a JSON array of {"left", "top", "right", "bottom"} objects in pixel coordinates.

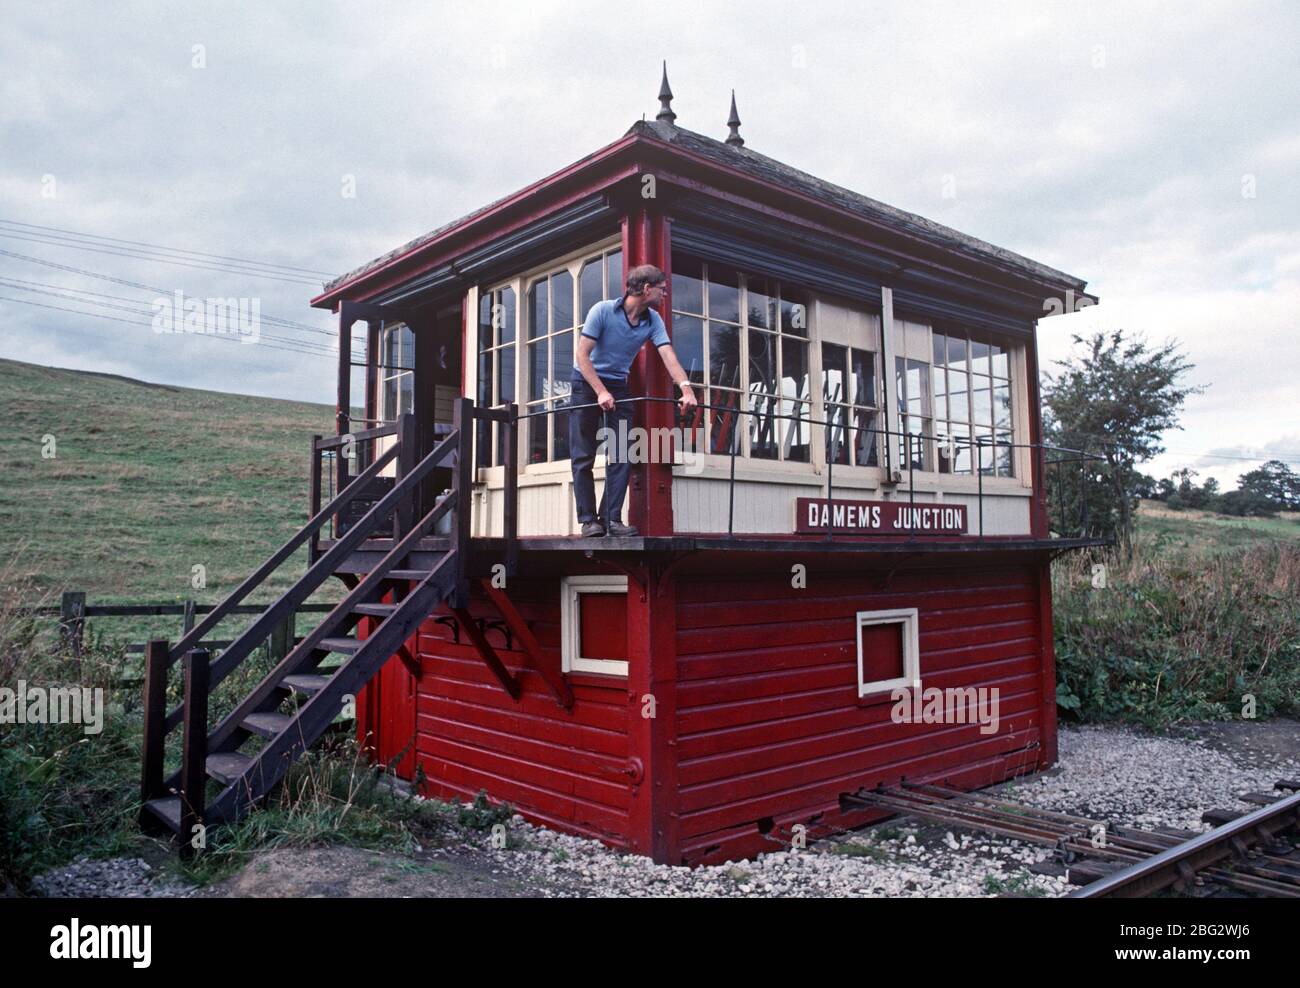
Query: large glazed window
[
  {"left": 671, "top": 254, "right": 811, "bottom": 461},
  {"left": 378, "top": 322, "right": 414, "bottom": 421},
  {"left": 525, "top": 248, "right": 623, "bottom": 463},
  {"left": 931, "top": 329, "right": 1014, "bottom": 477},
  {"left": 476, "top": 286, "right": 516, "bottom": 467}
]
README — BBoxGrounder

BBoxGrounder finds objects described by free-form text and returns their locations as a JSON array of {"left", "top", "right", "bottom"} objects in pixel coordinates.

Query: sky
[{"left": 2, "top": 0, "right": 1297, "bottom": 489}]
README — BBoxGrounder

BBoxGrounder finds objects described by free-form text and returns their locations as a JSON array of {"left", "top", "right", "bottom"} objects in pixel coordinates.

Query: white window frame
[
  {"left": 561, "top": 575, "right": 629, "bottom": 677},
  {"left": 856, "top": 607, "right": 920, "bottom": 697}
]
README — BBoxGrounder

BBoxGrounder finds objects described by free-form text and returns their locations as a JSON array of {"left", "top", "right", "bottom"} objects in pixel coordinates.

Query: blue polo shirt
[{"left": 574, "top": 296, "right": 670, "bottom": 381}]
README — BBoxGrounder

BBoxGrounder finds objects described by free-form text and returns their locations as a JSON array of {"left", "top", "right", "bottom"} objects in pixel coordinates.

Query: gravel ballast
[{"left": 28, "top": 721, "right": 1300, "bottom": 898}]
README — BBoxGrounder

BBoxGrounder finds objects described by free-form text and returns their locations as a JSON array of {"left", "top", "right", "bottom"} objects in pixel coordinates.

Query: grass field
[
  {"left": 1136, "top": 499, "right": 1300, "bottom": 553},
  {"left": 0, "top": 357, "right": 339, "bottom": 642}
]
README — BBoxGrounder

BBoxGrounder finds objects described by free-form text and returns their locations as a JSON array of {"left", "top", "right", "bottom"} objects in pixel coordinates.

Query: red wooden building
[{"left": 140, "top": 72, "right": 1102, "bottom": 866}]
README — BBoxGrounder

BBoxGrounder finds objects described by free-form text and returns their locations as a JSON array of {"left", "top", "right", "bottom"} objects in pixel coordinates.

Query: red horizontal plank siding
[
  {"left": 672, "top": 562, "right": 1050, "bottom": 865},
  {"left": 410, "top": 581, "right": 633, "bottom": 848}
]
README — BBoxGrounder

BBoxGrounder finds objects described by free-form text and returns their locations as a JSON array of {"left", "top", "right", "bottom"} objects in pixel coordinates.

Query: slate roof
[{"left": 319, "top": 118, "right": 1085, "bottom": 298}]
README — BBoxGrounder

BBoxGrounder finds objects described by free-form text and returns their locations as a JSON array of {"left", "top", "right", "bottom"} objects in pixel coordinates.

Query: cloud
[{"left": 0, "top": 0, "right": 1297, "bottom": 490}]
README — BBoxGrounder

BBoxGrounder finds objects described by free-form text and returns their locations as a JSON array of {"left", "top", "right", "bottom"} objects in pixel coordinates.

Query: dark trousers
[{"left": 569, "top": 372, "right": 633, "bottom": 525}]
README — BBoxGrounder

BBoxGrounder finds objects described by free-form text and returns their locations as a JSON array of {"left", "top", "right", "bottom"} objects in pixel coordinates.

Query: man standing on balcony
[{"left": 570, "top": 264, "right": 698, "bottom": 537}]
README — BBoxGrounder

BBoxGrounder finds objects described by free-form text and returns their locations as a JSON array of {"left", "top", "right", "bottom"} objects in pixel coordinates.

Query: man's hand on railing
[
  {"left": 678, "top": 381, "right": 698, "bottom": 414},
  {"left": 597, "top": 390, "right": 616, "bottom": 412}
]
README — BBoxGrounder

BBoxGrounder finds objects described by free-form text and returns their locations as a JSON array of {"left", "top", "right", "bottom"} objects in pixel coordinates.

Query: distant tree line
[{"left": 1134, "top": 460, "right": 1300, "bottom": 517}]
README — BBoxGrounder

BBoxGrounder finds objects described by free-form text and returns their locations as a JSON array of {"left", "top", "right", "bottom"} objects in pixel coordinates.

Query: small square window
[
  {"left": 561, "top": 576, "right": 628, "bottom": 676},
  {"left": 856, "top": 607, "right": 920, "bottom": 697}
]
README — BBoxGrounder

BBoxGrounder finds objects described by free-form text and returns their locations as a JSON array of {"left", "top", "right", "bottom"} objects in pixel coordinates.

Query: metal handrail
[{"left": 501, "top": 393, "right": 1104, "bottom": 541}]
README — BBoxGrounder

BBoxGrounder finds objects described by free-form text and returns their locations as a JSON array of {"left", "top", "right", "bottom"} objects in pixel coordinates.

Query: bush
[{"left": 1053, "top": 541, "right": 1300, "bottom": 726}]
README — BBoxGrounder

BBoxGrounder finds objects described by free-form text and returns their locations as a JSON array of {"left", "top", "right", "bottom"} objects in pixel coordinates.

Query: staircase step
[
  {"left": 320, "top": 636, "right": 362, "bottom": 654},
  {"left": 207, "top": 752, "right": 253, "bottom": 785},
  {"left": 386, "top": 569, "right": 432, "bottom": 581},
  {"left": 281, "top": 673, "right": 332, "bottom": 695},
  {"left": 353, "top": 602, "right": 397, "bottom": 617},
  {"left": 143, "top": 797, "right": 181, "bottom": 832},
  {"left": 241, "top": 712, "right": 295, "bottom": 738}
]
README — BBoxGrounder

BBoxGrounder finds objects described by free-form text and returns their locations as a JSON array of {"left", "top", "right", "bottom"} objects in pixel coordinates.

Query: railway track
[{"left": 843, "top": 779, "right": 1300, "bottom": 898}]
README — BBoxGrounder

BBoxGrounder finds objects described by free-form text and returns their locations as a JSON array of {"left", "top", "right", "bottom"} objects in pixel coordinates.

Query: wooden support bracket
[
  {"left": 449, "top": 606, "right": 521, "bottom": 701},
  {"left": 479, "top": 580, "right": 574, "bottom": 710}
]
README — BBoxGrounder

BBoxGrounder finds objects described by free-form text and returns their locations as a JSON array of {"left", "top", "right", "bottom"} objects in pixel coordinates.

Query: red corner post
[
  {"left": 625, "top": 561, "right": 680, "bottom": 864},
  {"left": 1026, "top": 325, "right": 1058, "bottom": 768},
  {"left": 624, "top": 204, "right": 674, "bottom": 536}
]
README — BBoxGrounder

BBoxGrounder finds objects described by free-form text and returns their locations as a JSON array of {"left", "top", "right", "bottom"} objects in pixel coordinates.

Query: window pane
[
  {"left": 946, "top": 334, "right": 968, "bottom": 373},
  {"left": 996, "top": 431, "right": 1014, "bottom": 476},
  {"left": 970, "top": 339, "right": 990, "bottom": 377},
  {"left": 477, "top": 350, "right": 493, "bottom": 406},
  {"left": 671, "top": 313, "right": 705, "bottom": 385},
  {"left": 994, "top": 383, "right": 1012, "bottom": 429},
  {"left": 991, "top": 344, "right": 1009, "bottom": 380},
  {"left": 780, "top": 292, "right": 808, "bottom": 337},
  {"left": 949, "top": 422, "right": 971, "bottom": 474},
  {"left": 499, "top": 287, "right": 516, "bottom": 344},
  {"left": 552, "top": 405, "right": 570, "bottom": 462},
  {"left": 707, "top": 265, "right": 740, "bottom": 323},
  {"left": 579, "top": 257, "right": 603, "bottom": 317},
  {"left": 974, "top": 427, "right": 994, "bottom": 474},
  {"left": 551, "top": 330, "right": 573, "bottom": 400},
  {"left": 783, "top": 400, "right": 811, "bottom": 461},
  {"left": 527, "top": 339, "right": 546, "bottom": 401},
  {"left": 606, "top": 250, "right": 623, "bottom": 299},
  {"left": 933, "top": 332, "right": 948, "bottom": 367},
  {"left": 551, "top": 270, "right": 574, "bottom": 331},
  {"left": 708, "top": 388, "right": 742, "bottom": 455},
  {"left": 972, "top": 384, "right": 992, "bottom": 427},
  {"left": 748, "top": 329, "right": 777, "bottom": 396},
  {"left": 826, "top": 403, "right": 849, "bottom": 465},
  {"left": 947, "top": 369, "right": 969, "bottom": 422},
  {"left": 852, "top": 407, "right": 880, "bottom": 467},
  {"left": 497, "top": 346, "right": 515, "bottom": 403},
  {"left": 671, "top": 254, "right": 704, "bottom": 314},
  {"left": 478, "top": 293, "right": 493, "bottom": 350},
  {"left": 899, "top": 415, "right": 927, "bottom": 470},
  {"left": 850, "top": 349, "right": 876, "bottom": 408},
  {"left": 709, "top": 321, "right": 741, "bottom": 387},
  {"left": 528, "top": 407, "right": 548, "bottom": 464},
  {"left": 782, "top": 337, "right": 810, "bottom": 402},
  {"left": 748, "top": 392, "right": 779, "bottom": 460},
  {"left": 822, "top": 343, "right": 847, "bottom": 405},
  {"left": 527, "top": 279, "right": 547, "bottom": 339},
  {"left": 747, "top": 275, "right": 775, "bottom": 329},
  {"left": 933, "top": 366, "right": 947, "bottom": 424}
]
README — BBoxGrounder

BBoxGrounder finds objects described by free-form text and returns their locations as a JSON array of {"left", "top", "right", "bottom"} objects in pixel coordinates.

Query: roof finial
[
  {"left": 656, "top": 61, "right": 676, "bottom": 125},
  {"left": 725, "top": 89, "right": 744, "bottom": 147}
]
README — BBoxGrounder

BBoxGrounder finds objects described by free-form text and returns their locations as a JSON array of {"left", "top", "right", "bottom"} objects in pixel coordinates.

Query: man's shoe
[
  {"left": 580, "top": 521, "right": 606, "bottom": 538},
  {"left": 606, "top": 521, "right": 640, "bottom": 537}
]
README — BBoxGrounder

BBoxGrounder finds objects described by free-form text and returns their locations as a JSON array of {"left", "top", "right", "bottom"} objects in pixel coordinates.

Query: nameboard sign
[{"left": 795, "top": 497, "right": 968, "bottom": 535}]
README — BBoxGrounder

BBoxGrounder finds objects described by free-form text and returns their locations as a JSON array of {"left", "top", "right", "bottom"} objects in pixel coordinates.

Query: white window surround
[
  {"left": 561, "top": 575, "right": 629, "bottom": 677},
  {"left": 856, "top": 607, "right": 921, "bottom": 697}
]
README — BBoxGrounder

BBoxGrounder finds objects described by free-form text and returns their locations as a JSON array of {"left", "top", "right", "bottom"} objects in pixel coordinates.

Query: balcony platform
[{"left": 322, "top": 533, "right": 1109, "bottom": 576}]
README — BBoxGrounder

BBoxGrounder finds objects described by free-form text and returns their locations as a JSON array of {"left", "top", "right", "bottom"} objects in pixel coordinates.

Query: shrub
[{"left": 1053, "top": 541, "right": 1300, "bottom": 726}]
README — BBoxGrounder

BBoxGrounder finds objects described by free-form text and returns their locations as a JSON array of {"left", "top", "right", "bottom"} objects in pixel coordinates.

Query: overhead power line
[{"left": 0, "top": 219, "right": 336, "bottom": 277}]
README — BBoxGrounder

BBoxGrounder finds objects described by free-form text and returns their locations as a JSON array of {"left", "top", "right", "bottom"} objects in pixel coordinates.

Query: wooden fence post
[
  {"left": 181, "top": 599, "right": 196, "bottom": 638},
  {"left": 268, "top": 611, "right": 294, "bottom": 663},
  {"left": 59, "top": 590, "right": 85, "bottom": 662},
  {"left": 140, "top": 639, "right": 169, "bottom": 816},
  {"left": 179, "top": 648, "right": 209, "bottom": 862}
]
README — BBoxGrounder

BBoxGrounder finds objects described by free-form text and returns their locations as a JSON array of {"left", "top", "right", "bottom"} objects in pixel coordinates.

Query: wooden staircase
[{"left": 139, "top": 400, "right": 499, "bottom": 855}]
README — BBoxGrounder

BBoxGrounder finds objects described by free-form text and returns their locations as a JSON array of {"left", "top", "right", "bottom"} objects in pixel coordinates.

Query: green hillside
[{"left": 0, "top": 357, "right": 335, "bottom": 610}]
